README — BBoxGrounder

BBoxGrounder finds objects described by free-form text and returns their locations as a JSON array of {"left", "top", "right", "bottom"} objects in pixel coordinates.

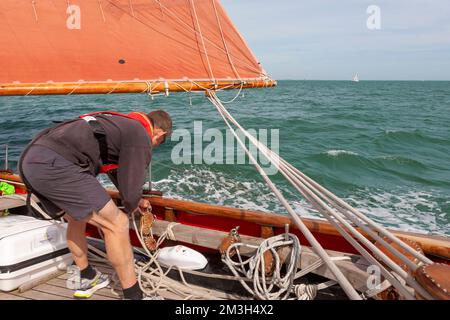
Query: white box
[{"left": 0, "top": 215, "right": 72, "bottom": 292}]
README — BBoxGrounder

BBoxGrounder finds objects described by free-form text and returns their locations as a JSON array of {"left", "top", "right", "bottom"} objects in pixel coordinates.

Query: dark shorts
[{"left": 20, "top": 145, "right": 111, "bottom": 221}]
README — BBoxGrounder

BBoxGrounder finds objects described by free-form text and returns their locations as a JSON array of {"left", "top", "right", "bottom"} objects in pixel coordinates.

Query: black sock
[
  {"left": 80, "top": 264, "right": 96, "bottom": 280},
  {"left": 123, "top": 282, "right": 143, "bottom": 300}
]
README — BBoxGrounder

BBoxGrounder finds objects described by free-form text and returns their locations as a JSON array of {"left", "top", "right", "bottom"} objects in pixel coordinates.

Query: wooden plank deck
[
  {"left": 0, "top": 263, "right": 121, "bottom": 300},
  {"left": 0, "top": 261, "right": 184, "bottom": 300}
]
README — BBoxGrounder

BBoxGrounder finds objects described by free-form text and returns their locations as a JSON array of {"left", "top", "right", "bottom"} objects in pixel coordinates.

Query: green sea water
[{"left": 1, "top": 81, "right": 449, "bottom": 235}]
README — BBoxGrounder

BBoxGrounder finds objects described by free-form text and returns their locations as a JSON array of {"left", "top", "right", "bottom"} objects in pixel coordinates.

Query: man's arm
[{"left": 116, "top": 144, "right": 152, "bottom": 214}]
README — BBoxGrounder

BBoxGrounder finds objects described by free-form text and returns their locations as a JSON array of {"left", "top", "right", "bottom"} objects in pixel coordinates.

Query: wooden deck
[
  {"left": 0, "top": 263, "right": 121, "bottom": 300},
  {"left": 0, "top": 260, "right": 187, "bottom": 301}
]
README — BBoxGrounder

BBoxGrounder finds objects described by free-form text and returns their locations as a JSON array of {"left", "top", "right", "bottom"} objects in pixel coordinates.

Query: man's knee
[
  {"left": 112, "top": 211, "right": 130, "bottom": 233},
  {"left": 66, "top": 214, "right": 86, "bottom": 230},
  {"left": 87, "top": 200, "right": 130, "bottom": 234}
]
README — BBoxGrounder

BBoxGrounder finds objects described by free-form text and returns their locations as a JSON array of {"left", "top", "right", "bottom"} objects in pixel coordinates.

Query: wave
[
  {"left": 309, "top": 150, "right": 429, "bottom": 177},
  {"left": 326, "top": 150, "right": 359, "bottom": 157},
  {"left": 345, "top": 189, "right": 449, "bottom": 235},
  {"left": 378, "top": 129, "right": 448, "bottom": 146}
]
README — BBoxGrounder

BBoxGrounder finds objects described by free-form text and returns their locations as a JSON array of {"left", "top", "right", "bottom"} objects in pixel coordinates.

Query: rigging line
[
  {"left": 212, "top": 94, "right": 433, "bottom": 266},
  {"left": 209, "top": 95, "right": 361, "bottom": 300},
  {"left": 278, "top": 168, "right": 418, "bottom": 299},
  {"left": 152, "top": 0, "right": 266, "bottom": 77},
  {"left": 239, "top": 133, "right": 424, "bottom": 275},
  {"left": 214, "top": 82, "right": 244, "bottom": 104},
  {"left": 209, "top": 95, "right": 432, "bottom": 299},
  {"left": 285, "top": 163, "right": 434, "bottom": 265},
  {"left": 210, "top": 99, "right": 415, "bottom": 300},
  {"left": 67, "top": 81, "right": 84, "bottom": 95},
  {"left": 31, "top": 1, "right": 38, "bottom": 22},
  {"left": 129, "top": 0, "right": 136, "bottom": 17},
  {"left": 281, "top": 162, "right": 424, "bottom": 272},
  {"left": 106, "top": 81, "right": 124, "bottom": 94},
  {"left": 211, "top": 0, "right": 241, "bottom": 80},
  {"left": 213, "top": 113, "right": 433, "bottom": 300},
  {"left": 189, "top": 0, "right": 215, "bottom": 82},
  {"left": 98, "top": 0, "right": 106, "bottom": 22}
]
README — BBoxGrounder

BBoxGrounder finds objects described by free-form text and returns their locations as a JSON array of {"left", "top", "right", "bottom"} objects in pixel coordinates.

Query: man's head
[{"left": 147, "top": 110, "right": 172, "bottom": 147}]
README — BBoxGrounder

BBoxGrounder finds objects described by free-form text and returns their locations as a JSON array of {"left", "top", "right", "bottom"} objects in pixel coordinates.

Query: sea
[{"left": 1, "top": 80, "right": 449, "bottom": 235}]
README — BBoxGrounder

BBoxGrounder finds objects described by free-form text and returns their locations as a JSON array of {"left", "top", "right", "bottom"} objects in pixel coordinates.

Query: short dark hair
[{"left": 147, "top": 109, "right": 173, "bottom": 138}]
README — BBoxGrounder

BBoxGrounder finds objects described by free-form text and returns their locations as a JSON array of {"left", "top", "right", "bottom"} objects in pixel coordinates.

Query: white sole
[{"left": 73, "top": 278, "right": 110, "bottom": 299}]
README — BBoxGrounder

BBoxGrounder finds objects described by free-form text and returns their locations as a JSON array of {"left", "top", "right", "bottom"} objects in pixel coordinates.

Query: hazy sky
[{"left": 222, "top": 0, "right": 450, "bottom": 80}]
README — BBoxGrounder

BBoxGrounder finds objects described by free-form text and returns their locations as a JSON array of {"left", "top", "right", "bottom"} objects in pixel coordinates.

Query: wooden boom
[{"left": 0, "top": 79, "right": 276, "bottom": 96}]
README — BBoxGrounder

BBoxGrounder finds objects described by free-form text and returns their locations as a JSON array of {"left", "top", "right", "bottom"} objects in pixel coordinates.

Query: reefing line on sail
[{"left": 208, "top": 91, "right": 435, "bottom": 300}]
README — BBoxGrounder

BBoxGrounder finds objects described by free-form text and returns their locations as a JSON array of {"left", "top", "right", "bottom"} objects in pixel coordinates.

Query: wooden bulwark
[
  {"left": 0, "top": 79, "right": 276, "bottom": 96},
  {"left": 1, "top": 172, "right": 449, "bottom": 260},
  {"left": 143, "top": 196, "right": 450, "bottom": 260}
]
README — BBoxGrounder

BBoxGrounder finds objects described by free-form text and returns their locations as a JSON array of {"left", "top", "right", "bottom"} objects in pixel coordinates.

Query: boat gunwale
[{"left": 1, "top": 172, "right": 449, "bottom": 260}]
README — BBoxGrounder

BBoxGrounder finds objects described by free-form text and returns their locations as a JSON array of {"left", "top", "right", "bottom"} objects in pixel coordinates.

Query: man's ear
[{"left": 152, "top": 129, "right": 167, "bottom": 146}]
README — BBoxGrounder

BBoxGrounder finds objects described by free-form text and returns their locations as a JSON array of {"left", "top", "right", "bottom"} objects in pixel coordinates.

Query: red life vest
[{"left": 79, "top": 111, "right": 154, "bottom": 174}]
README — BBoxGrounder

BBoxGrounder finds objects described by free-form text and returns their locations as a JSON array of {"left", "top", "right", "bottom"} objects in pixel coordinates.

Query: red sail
[{"left": 0, "top": 0, "right": 270, "bottom": 87}]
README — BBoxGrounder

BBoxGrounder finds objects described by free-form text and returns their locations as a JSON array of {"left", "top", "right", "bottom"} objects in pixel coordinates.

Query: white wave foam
[
  {"left": 326, "top": 150, "right": 359, "bottom": 157},
  {"left": 346, "top": 190, "right": 449, "bottom": 235},
  {"left": 99, "top": 168, "right": 448, "bottom": 236}
]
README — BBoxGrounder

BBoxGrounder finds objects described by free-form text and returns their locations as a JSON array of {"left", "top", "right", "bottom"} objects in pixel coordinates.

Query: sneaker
[{"left": 73, "top": 269, "right": 110, "bottom": 299}]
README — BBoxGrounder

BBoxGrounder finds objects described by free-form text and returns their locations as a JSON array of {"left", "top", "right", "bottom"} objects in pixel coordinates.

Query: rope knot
[{"left": 293, "top": 284, "right": 318, "bottom": 300}]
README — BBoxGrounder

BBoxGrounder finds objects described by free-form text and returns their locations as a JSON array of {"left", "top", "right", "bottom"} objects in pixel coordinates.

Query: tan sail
[{"left": 0, "top": 0, "right": 275, "bottom": 96}]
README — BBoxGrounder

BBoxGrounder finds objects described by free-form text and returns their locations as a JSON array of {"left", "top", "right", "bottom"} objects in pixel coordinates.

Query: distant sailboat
[{"left": 352, "top": 73, "right": 360, "bottom": 82}]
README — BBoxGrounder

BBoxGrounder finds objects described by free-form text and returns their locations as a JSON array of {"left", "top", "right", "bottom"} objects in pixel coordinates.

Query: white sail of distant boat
[{"left": 352, "top": 73, "right": 360, "bottom": 82}]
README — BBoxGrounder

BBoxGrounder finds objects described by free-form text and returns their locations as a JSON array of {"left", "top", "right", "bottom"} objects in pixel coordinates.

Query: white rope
[
  {"left": 130, "top": 212, "right": 223, "bottom": 299},
  {"left": 222, "top": 233, "right": 337, "bottom": 300},
  {"left": 210, "top": 94, "right": 431, "bottom": 266},
  {"left": 208, "top": 93, "right": 362, "bottom": 300},
  {"left": 208, "top": 92, "right": 433, "bottom": 300}
]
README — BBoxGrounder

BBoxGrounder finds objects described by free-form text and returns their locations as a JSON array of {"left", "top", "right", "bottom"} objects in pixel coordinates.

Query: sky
[{"left": 222, "top": 0, "right": 450, "bottom": 80}]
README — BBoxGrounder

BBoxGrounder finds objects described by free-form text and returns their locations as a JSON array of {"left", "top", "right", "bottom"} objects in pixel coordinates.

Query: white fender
[{"left": 157, "top": 245, "right": 208, "bottom": 270}]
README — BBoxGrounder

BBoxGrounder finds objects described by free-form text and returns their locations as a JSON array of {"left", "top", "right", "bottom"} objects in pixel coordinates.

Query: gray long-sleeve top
[{"left": 32, "top": 114, "right": 152, "bottom": 213}]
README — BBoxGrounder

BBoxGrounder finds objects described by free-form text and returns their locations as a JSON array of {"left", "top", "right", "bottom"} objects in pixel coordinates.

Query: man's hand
[{"left": 138, "top": 199, "right": 151, "bottom": 213}]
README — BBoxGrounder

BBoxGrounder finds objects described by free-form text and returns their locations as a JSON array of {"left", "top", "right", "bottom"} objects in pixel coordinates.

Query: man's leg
[
  {"left": 65, "top": 214, "right": 88, "bottom": 270},
  {"left": 85, "top": 200, "right": 137, "bottom": 290}
]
